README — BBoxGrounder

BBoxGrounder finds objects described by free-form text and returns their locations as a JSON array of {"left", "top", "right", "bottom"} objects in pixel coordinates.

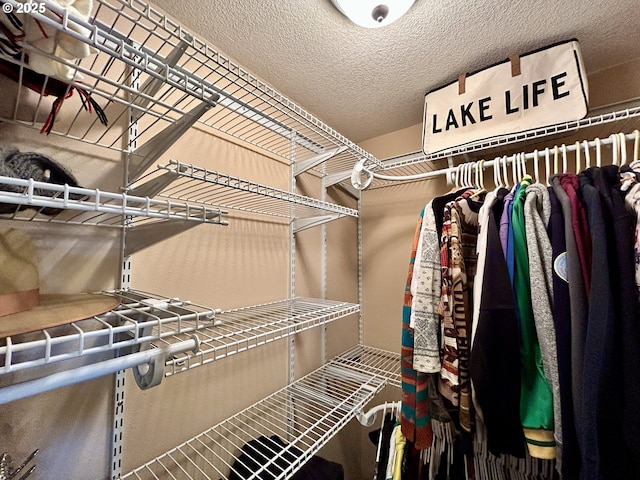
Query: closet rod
[
  {"left": 353, "top": 131, "right": 638, "bottom": 187},
  {"left": 0, "top": 337, "right": 199, "bottom": 404}
]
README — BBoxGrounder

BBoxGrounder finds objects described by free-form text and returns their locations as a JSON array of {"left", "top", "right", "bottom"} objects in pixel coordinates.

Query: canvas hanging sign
[{"left": 422, "top": 40, "right": 589, "bottom": 155}]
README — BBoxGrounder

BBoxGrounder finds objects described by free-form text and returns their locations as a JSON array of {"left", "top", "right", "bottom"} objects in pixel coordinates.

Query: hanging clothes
[
  {"left": 584, "top": 166, "right": 640, "bottom": 478},
  {"left": 620, "top": 160, "right": 640, "bottom": 292},
  {"left": 511, "top": 175, "right": 555, "bottom": 459},
  {"left": 370, "top": 413, "right": 400, "bottom": 480},
  {"left": 551, "top": 175, "right": 588, "bottom": 456},
  {"left": 523, "top": 182, "right": 562, "bottom": 464},
  {"left": 469, "top": 187, "right": 526, "bottom": 459},
  {"left": 412, "top": 199, "right": 445, "bottom": 373},
  {"left": 401, "top": 207, "right": 433, "bottom": 450},
  {"left": 412, "top": 187, "right": 471, "bottom": 374},
  {"left": 547, "top": 186, "right": 580, "bottom": 480}
]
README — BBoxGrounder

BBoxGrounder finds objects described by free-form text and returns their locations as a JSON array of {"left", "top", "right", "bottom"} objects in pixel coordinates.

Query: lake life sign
[{"left": 422, "top": 40, "right": 589, "bottom": 155}]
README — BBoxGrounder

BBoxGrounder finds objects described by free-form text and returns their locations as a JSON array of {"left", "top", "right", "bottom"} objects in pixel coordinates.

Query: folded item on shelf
[
  {"left": 227, "top": 435, "right": 344, "bottom": 480},
  {"left": 0, "top": 228, "right": 120, "bottom": 337},
  {"left": 22, "top": 0, "right": 97, "bottom": 82},
  {"left": 0, "top": 146, "right": 83, "bottom": 215},
  {"left": 0, "top": 0, "right": 108, "bottom": 134}
]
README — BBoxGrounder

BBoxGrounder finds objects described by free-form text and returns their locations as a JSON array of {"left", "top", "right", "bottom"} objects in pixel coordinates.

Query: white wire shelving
[
  {"left": 0, "top": 0, "right": 379, "bottom": 181},
  {"left": 0, "top": 289, "right": 218, "bottom": 377},
  {"left": 330, "top": 344, "right": 401, "bottom": 389},
  {"left": 122, "top": 352, "right": 394, "bottom": 480},
  {"left": 0, "top": 175, "right": 228, "bottom": 227},
  {"left": 0, "top": 293, "right": 359, "bottom": 382},
  {"left": 130, "top": 160, "right": 358, "bottom": 232},
  {"left": 164, "top": 298, "right": 360, "bottom": 377}
]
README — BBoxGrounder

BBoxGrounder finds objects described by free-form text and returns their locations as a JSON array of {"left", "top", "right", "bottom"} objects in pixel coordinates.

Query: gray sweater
[{"left": 524, "top": 183, "right": 562, "bottom": 463}]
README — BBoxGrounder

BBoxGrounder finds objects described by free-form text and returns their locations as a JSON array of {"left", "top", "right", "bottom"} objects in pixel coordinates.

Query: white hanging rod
[
  {"left": 356, "top": 400, "right": 401, "bottom": 427},
  {"left": 352, "top": 131, "right": 639, "bottom": 188},
  {"left": 0, "top": 336, "right": 199, "bottom": 404}
]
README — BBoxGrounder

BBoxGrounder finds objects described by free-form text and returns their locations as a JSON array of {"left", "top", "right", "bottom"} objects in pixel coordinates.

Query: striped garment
[{"left": 401, "top": 207, "right": 434, "bottom": 450}]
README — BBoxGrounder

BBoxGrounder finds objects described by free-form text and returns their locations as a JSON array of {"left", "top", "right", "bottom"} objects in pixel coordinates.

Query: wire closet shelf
[
  {"left": 122, "top": 350, "right": 398, "bottom": 480},
  {"left": 0, "top": 0, "right": 379, "bottom": 178},
  {"left": 130, "top": 160, "right": 358, "bottom": 226},
  {"left": 0, "top": 175, "right": 228, "bottom": 227},
  {"left": 0, "top": 292, "right": 360, "bottom": 380}
]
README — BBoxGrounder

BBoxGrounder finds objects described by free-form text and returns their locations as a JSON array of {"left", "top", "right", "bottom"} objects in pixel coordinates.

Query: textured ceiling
[{"left": 150, "top": 0, "right": 640, "bottom": 143}]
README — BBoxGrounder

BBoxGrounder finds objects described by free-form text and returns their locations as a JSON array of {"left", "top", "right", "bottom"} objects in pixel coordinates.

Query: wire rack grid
[
  {"left": 0, "top": 289, "right": 220, "bottom": 375},
  {"left": 122, "top": 360, "right": 388, "bottom": 480},
  {"left": 0, "top": 175, "right": 228, "bottom": 227},
  {"left": 163, "top": 298, "right": 360, "bottom": 377},
  {"left": 131, "top": 160, "right": 359, "bottom": 220},
  {"left": 0, "top": 0, "right": 379, "bottom": 178}
]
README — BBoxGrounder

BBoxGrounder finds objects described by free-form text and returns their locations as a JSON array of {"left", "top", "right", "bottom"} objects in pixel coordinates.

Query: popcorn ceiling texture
[{"left": 151, "top": 0, "right": 640, "bottom": 142}]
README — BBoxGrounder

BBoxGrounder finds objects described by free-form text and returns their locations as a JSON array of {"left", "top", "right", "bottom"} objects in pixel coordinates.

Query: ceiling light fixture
[{"left": 331, "top": 0, "right": 416, "bottom": 28}]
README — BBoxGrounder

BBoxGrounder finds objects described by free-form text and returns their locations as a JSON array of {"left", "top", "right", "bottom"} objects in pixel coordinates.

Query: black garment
[
  {"left": 227, "top": 435, "right": 344, "bottom": 480},
  {"left": 578, "top": 173, "right": 619, "bottom": 480},
  {"left": 551, "top": 175, "right": 588, "bottom": 461},
  {"left": 586, "top": 167, "right": 639, "bottom": 478},
  {"left": 547, "top": 187, "right": 579, "bottom": 480},
  {"left": 368, "top": 413, "right": 397, "bottom": 480},
  {"left": 469, "top": 192, "right": 526, "bottom": 458}
]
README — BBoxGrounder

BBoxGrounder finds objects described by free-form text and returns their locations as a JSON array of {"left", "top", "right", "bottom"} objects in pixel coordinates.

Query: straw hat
[{"left": 0, "top": 228, "right": 120, "bottom": 337}]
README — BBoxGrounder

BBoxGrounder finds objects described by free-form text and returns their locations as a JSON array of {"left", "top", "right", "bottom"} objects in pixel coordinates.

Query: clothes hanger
[
  {"left": 533, "top": 149, "right": 540, "bottom": 184},
  {"left": 618, "top": 132, "right": 627, "bottom": 166},
  {"left": 610, "top": 133, "right": 619, "bottom": 166},
  {"left": 469, "top": 162, "right": 476, "bottom": 189},
  {"left": 470, "top": 159, "right": 486, "bottom": 199},
  {"left": 634, "top": 130, "right": 640, "bottom": 163},
  {"left": 465, "top": 162, "right": 473, "bottom": 189},
  {"left": 493, "top": 156, "right": 503, "bottom": 189},
  {"left": 553, "top": 145, "right": 560, "bottom": 177},
  {"left": 511, "top": 154, "right": 519, "bottom": 185},
  {"left": 583, "top": 140, "right": 591, "bottom": 170},
  {"left": 545, "top": 147, "right": 552, "bottom": 186},
  {"left": 521, "top": 152, "right": 529, "bottom": 181},
  {"left": 502, "top": 155, "right": 511, "bottom": 189},
  {"left": 595, "top": 137, "right": 602, "bottom": 167},
  {"left": 561, "top": 143, "right": 568, "bottom": 173},
  {"left": 575, "top": 141, "right": 581, "bottom": 174}
]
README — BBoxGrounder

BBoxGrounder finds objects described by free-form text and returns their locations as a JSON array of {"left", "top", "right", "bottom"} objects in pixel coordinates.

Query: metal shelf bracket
[
  {"left": 125, "top": 213, "right": 228, "bottom": 256},
  {"left": 128, "top": 166, "right": 187, "bottom": 199},
  {"left": 293, "top": 214, "right": 341, "bottom": 233},
  {"left": 128, "top": 101, "right": 218, "bottom": 183},
  {"left": 131, "top": 39, "right": 192, "bottom": 121},
  {"left": 294, "top": 146, "right": 348, "bottom": 176}
]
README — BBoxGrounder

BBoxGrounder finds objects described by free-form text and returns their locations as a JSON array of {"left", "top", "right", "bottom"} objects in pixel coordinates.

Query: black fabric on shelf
[{"left": 226, "top": 435, "right": 344, "bottom": 480}]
